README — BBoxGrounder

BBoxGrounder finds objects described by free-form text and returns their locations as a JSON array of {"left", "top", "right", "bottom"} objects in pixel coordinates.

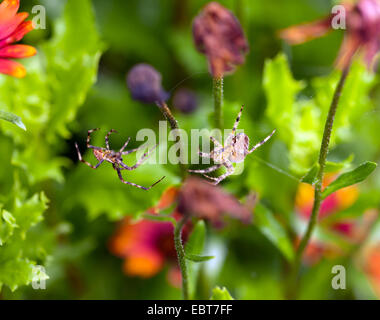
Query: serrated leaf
[
  {"left": 254, "top": 204, "right": 294, "bottom": 261},
  {"left": 210, "top": 286, "right": 234, "bottom": 300},
  {"left": 322, "top": 161, "right": 377, "bottom": 199},
  {"left": 0, "top": 110, "right": 26, "bottom": 131},
  {"left": 0, "top": 210, "right": 18, "bottom": 246}
]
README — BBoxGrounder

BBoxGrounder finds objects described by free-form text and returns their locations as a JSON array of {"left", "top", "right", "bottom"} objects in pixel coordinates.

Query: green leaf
[
  {"left": 43, "top": 0, "right": 104, "bottom": 140},
  {"left": 185, "top": 220, "right": 207, "bottom": 299},
  {"left": 142, "top": 213, "right": 177, "bottom": 226},
  {"left": 0, "top": 210, "right": 18, "bottom": 246},
  {"left": 210, "top": 286, "right": 234, "bottom": 300},
  {"left": 254, "top": 204, "right": 294, "bottom": 261},
  {"left": 185, "top": 253, "right": 214, "bottom": 262},
  {"left": 301, "top": 163, "right": 319, "bottom": 185},
  {"left": 0, "top": 111, "right": 26, "bottom": 131},
  {"left": 322, "top": 161, "right": 377, "bottom": 199}
]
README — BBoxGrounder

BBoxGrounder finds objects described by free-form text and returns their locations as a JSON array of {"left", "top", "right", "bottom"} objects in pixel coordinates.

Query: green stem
[
  {"left": 213, "top": 77, "right": 223, "bottom": 130},
  {"left": 174, "top": 215, "right": 189, "bottom": 300},
  {"left": 157, "top": 102, "right": 187, "bottom": 179},
  {"left": 291, "top": 62, "right": 352, "bottom": 295}
]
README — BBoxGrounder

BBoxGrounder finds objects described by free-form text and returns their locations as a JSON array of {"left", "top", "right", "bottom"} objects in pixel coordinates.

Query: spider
[
  {"left": 75, "top": 128, "right": 165, "bottom": 190},
  {"left": 189, "top": 105, "right": 276, "bottom": 185}
]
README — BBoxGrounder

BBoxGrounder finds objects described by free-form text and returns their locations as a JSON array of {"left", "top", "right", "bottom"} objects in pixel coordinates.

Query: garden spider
[
  {"left": 75, "top": 128, "right": 165, "bottom": 190},
  {"left": 189, "top": 105, "right": 276, "bottom": 185}
]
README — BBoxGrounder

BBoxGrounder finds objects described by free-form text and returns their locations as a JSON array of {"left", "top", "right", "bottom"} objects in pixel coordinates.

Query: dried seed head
[
  {"left": 192, "top": 2, "right": 249, "bottom": 78},
  {"left": 177, "top": 177, "right": 251, "bottom": 225},
  {"left": 173, "top": 88, "right": 198, "bottom": 114},
  {"left": 126, "top": 63, "right": 169, "bottom": 104}
]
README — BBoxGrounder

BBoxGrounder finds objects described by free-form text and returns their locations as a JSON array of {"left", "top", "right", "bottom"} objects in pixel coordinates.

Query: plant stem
[
  {"left": 157, "top": 102, "right": 187, "bottom": 179},
  {"left": 174, "top": 215, "right": 189, "bottom": 300},
  {"left": 292, "top": 62, "right": 352, "bottom": 292},
  {"left": 213, "top": 76, "right": 223, "bottom": 130}
]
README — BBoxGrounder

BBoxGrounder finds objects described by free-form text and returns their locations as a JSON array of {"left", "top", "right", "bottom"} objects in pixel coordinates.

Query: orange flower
[
  {"left": 279, "top": 0, "right": 380, "bottom": 70},
  {"left": 364, "top": 245, "right": 380, "bottom": 297},
  {"left": 192, "top": 2, "right": 249, "bottom": 78},
  {"left": 109, "top": 187, "right": 190, "bottom": 287},
  {"left": 0, "top": 0, "right": 36, "bottom": 78}
]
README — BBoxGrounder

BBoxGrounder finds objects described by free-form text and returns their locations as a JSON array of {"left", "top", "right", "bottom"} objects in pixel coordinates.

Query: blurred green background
[{"left": 0, "top": 0, "right": 380, "bottom": 300}]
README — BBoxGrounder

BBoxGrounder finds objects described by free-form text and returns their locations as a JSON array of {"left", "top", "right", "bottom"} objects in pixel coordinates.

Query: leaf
[
  {"left": 0, "top": 210, "right": 18, "bottom": 246},
  {"left": 142, "top": 213, "right": 177, "bottom": 226},
  {"left": 254, "top": 204, "right": 294, "bottom": 261},
  {"left": 43, "top": 0, "right": 104, "bottom": 140},
  {"left": 301, "top": 163, "right": 319, "bottom": 185},
  {"left": 0, "top": 110, "right": 26, "bottom": 131},
  {"left": 185, "top": 253, "right": 214, "bottom": 262},
  {"left": 322, "top": 161, "right": 377, "bottom": 199},
  {"left": 185, "top": 220, "right": 207, "bottom": 299},
  {"left": 210, "top": 286, "right": 234, "bottom": 300}
]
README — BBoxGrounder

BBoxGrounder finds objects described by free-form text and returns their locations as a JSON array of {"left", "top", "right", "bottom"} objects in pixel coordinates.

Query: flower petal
[
  {"left": 0, "top": 0, "right": 19, "bottom": 22},
  {"left": 0, "top": 44, "right": 36, "bottom": 58},
  {"left": 0, "top": 57, "right": 25, "bottom": 77},
  {"left": 279, "top": 16, "right": 332, "bottom": 45},
  {"left": 0, "top": 11, "right": 27, "bottom": 40},
  {"left": 0, "top": 20, "right": 33, "bottom": 47}
]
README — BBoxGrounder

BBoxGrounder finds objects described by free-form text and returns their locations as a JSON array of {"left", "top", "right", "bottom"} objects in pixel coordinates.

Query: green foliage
[
  {"left": 322, "top": 162, "right": 377, "bottom": 199},
  {"left": 254, "top": 204, "right": 294, "bottom": 262},
  {"left": 264, "top": 54, "right": 375, "bottom": 174},
  {"left": 0, "top": 111, "right": 26, "bottom": 131},
  {"left": 210, "top": 286, "right": 234, "bottom": 300}
]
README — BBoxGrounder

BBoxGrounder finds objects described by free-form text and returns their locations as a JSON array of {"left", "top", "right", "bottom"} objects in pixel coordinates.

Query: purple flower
[{"left": 126, "top": 63, "right": 169, "bottom": 104}]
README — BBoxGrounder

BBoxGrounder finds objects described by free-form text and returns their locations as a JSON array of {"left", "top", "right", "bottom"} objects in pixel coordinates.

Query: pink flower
[
  {"left": 279, "top": 0, "right": 380, "bottom": 70},
  {"left": 0, "top": 0, "right": 36, "bottom": 78}
]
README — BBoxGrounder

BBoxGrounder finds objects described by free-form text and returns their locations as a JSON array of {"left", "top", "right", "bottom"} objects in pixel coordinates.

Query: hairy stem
[
  {"left": 174, "top": 216, "right": 189, "bottom": 300},
  {"left": 292, "top": 62, "right": 352, "bottom": 294},
  {"left": 157, "top": 102, "right": 187, "bottom": 178},
  {"left": 213, "top": 77, "right": 223, "bottom": 130}
]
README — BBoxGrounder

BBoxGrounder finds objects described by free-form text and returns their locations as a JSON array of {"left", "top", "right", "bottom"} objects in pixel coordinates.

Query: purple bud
[
  {"left": 172, "top": 88, "right": 198, "bottom": 114},
  {"left": 126, "top": 64, "right": 169, "bottom": 104}
]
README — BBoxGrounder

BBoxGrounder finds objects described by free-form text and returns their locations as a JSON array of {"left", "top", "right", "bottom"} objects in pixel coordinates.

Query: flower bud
[
  {"left": 173, "top": 88, "right": 198, "bottom": 114},
  {"left": 126, "top": 63, "right": 169, "bottom": 104},
  {"left": 192, "top": 2, "right": 249, "bottom": 78}
]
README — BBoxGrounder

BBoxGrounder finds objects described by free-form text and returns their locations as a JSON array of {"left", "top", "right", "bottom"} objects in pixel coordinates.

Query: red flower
[
  {"left": 192, "top": 2, "right": 249, "bottom": 78},
  {"left": 0, "top": 0, "right": 36, "bottom": 78},
  {"left": 109, "top": 187, "right": 190, "bottom": 287},
  {"left": 279, "top": 0, "right": 380, "bottom": 70}
]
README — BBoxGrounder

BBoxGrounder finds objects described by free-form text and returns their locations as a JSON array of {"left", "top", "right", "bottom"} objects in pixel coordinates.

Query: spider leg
[
  {"left": 203, "top": 162, "right": 234, "bottom": 185},
  {"left": 119, "top": 137, "right": 131, "bottom": 153},
  {"left": 249, "top": 129, "right": 276, "bottom": 154},
  {"left": 188, "top": 164, "right": 222, "bottom": 174},
  {"left": 198, "top": 151, "right": 211, "bottom": 158},
  {"left": 232, "top": 105, "right": 245, "bottom": 136},
  {"left": 105, "top": 129, "right": 118, "bottom": 150},
  {"left": 121, "top": 143, "right": 147, "bottom": 155},
  {"left": 87, "top": 128, "right": 100, "bottom": 149},
  {"left": 210, "top": 136, "right": 222, "bottom": 148},
  {"left": 114, "top": 165, "right": 165, "bottom": 190},
  {"left": 120, "top": 144, "right": 158, "bottom": 170},
  {"left": 75, "top": 143, "right": 104, "bottom": 169}
]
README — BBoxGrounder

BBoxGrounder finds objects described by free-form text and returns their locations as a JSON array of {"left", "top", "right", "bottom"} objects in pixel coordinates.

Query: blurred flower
[
  {"left": 109, "top": 187, "right": 189, "bottom": 287},
  {"left": 177, "top": 176, "right": 252, "bottom": 225},
  {"left": 295, "top": 173, "right": 378, "bottom": 264},
  {"left": 192, "top": 2, "right": 249, "bottom": 78},
  {"left": 0, "top": 0, "right": 36, "bottom": 78},
  {"left": 279, "top": 0, "right": 380, "bottom": 70},
  {"left": 172, "top": 88, "right": 198, "bottom": 114},
  {"left": 364, "top": 244, "right": 380, "bottom": 297},
  {"left": 126, "top": 63, "right": 169, "bottom": 104}
]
